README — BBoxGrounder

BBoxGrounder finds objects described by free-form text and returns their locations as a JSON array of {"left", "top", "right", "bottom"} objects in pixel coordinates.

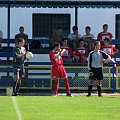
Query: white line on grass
[{"left": 12, "top": 97, "right": 23, "bottom": 120}]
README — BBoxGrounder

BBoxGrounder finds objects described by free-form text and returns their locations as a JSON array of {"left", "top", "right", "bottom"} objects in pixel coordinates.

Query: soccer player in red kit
[{"left": 49, "top": 42, "right": 72, "bottom": 97}]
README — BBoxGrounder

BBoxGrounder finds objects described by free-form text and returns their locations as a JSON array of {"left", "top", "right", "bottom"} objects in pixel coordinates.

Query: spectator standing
[
  {"left": 68, "top": 26, "right": 81, "bottom": 50},
  {"left": 97, "top": 24, "right": 113, "bottom": 45},
  {"left": 15, "top": 26, "right": 28, "bottom": 50}
]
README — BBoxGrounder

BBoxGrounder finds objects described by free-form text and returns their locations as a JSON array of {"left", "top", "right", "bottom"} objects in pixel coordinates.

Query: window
[
  {"left": 116, "top": 14, "right": 120, "bottom": 39},
  {"left": 32, "top": 13, "right": 70, "bottom": 39}
]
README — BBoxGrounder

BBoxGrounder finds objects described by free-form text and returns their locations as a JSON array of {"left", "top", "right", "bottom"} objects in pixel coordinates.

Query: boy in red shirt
[
  {"left": 74, "top": 39, "right": 88, "bottom": 62},
  {"left": 97, "top": 24, "right": 113, "bottom": 45},
  {"left": 49, "top": 42, "right": 72, "bottom": 97},
  {"left": 101, "top": 38, "right": 117, "bottom": 58},
  {"left": 61, "top": 38, "right": 73, "bottom": 62}
]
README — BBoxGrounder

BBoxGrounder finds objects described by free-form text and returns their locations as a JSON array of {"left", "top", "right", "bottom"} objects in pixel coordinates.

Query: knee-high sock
[
  {"left": 64, "top": 78, "right": 70, "bottom": 94},
  {"left": 97, "top": 85, "right": 102, "bottom": 96},
  {"left": 13, "top": 81, "right": 16, "bottom": 93},
  {"left": 54, "top": 80, "right": 58, "bottom": 94},
  {"left": 15, "top": 83, "right": 20, "bottom": 93},
  {"left": 52, "top": 80, "right": 54, "bottom": 92},
  {"left": 87, "top": 85, "right": 93, "bottom": 95}
]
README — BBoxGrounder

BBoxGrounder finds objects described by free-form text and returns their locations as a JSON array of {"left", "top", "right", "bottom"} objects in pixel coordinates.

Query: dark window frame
[{"left": 32, "top": 13, "right": 71, "bottom": 39}]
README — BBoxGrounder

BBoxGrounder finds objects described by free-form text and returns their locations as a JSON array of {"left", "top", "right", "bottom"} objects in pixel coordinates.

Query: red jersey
[
  {"left": 61, "top": 47, "right": 73, "bottom": 59},
  {"left": 75, "top": 48, "right": 88, "bottom": 56},
  {"left": 97, "top": 32, "right": 113, "bottom": 42},
  {"left": 74, "top": 48, "right": 88, "bottom": 62},
  {"left": 101, "top": 45, "right": 117, "bottom": 58},
  {"left": 49, "top": 50, "right": 63, "bottom": 66}
]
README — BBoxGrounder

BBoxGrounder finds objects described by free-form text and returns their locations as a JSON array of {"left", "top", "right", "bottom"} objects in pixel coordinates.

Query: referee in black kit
[{"left": 87, "top": 41, "right": 116, "bottom": 97}]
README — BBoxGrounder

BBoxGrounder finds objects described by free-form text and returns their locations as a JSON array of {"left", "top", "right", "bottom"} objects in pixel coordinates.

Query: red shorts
[{"left": 51, "top": 65, "right": 67, "bottom": 79}]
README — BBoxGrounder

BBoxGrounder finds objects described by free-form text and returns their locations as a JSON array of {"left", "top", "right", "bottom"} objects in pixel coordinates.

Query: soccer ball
[{"left": 26, "top": 51, "right": 33, "bottom": 59}]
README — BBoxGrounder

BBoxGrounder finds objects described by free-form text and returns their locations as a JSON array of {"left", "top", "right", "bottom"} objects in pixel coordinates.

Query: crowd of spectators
[
  {"left": 50, "top": 24, "right": 118, "bottom": 62},
  {"left": 0, "top": 23, "right": 119, "bottom": 63}
]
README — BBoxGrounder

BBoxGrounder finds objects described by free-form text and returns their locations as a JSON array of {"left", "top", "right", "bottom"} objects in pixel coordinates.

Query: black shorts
[
  {"left": 13, "top": 64, "right": 25, "bottom": 77},
  {"left": 89, "top": 67, "right": 103, "bottom": 80}
]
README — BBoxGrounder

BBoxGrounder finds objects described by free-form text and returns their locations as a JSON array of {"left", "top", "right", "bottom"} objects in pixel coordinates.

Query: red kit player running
[{"left": 49, "top": 42, "right": 72, "bottom": 97}]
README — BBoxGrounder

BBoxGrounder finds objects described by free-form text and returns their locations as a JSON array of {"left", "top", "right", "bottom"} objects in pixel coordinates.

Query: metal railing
[{"left": 0, "top": 62, "right": 119, "bottom": 92}]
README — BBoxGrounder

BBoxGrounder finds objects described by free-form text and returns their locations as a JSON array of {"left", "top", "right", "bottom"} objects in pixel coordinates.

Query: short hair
[
  {"left": 85, "top": 26, "right": 91, "bottom": 30},
  {"left": 104, "top": 38, "right": 110, "bottom": 42},
  {"left": 103, "top": 24, "right": 108, "bottom": 28},
  {"left": 17, "top": 38, "right": 24, "bottom": 43},
  {"left": 94, "top": 41, "right": 100, "bottom": 46},
  {"left": 19, "top": 26, "right": 24, "bottom": 29},
  {"left": 54, "top": 42, "right": 60, "bottom": 47},
  {"left": 72, "top": 26, "right": 78, "bottom": 31},
  {"left": 57, "top": 27, "right": 62, "bottom": 30},
  {"left": 79, "top": 38, "right": 84, "bottom": 43},
  {"left": 62, "top": 38, "right": 68, "bottom": 42}
]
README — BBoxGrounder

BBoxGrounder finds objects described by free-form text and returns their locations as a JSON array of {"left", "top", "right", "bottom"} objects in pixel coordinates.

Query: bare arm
[{"left": 54, "top": 48, "right": 66, "bottom": 59}]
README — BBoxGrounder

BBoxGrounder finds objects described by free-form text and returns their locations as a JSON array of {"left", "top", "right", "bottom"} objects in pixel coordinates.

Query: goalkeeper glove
[{"left": 88, "top": 68, "right": 94, "bottom": 76}]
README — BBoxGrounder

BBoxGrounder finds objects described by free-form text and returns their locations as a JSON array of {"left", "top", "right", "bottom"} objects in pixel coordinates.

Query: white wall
[
  {"left": 29, "top": 54, "right": 50, "bottom": 62},
  {"left": 0, "top": 7, "right": 120, "bottom": 39},
  {"left": 10, "top": 7, "right": 75, "bottom": 39},
  {"left": 0, "top": 7, "right": 7, "bottom": 38},
  {"left": 78, "top": 7, "right": 120, "bottom": 38}
]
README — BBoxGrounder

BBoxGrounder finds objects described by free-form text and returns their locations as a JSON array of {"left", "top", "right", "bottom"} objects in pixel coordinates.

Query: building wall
[
  {"left": 0, "top": 7, "right": 120, "bottom": 39},
  {"left": 0, "top": 7, "right": 7, "bottom": 38},
  {"left": 78, "top": 7, "right": 120, "bottom": 39}
]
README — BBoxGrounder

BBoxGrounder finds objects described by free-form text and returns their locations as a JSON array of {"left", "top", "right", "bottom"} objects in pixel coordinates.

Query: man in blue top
[{"left": 12, "top": 38, "right": 26, "bottom": 96}]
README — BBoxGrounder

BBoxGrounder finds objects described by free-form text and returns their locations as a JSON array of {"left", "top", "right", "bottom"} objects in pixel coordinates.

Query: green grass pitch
[{"left": 0, "top": 95, "right": 120, "bottom": 120}]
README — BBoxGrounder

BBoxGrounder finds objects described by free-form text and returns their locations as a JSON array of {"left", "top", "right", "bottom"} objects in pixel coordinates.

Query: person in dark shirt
[
  {"left": 15, "top": 26, "right": 28, "bottom": 50},
  {"left": 51, "top": 27, "right": 64, "bottom": 49},
  {"left": 12, "top": 38, "right": 26, "bottom": 96}
]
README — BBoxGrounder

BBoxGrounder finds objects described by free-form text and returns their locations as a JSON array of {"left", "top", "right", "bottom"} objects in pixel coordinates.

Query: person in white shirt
[
  {"left": 82, "top": 26, "right": 95, "bottom": 48},
  {"left": 68, "top": 26, "right": 81, "bottom": 50},
  {"left": 87, "top": 41, "right": 116, "bottom": 97}
]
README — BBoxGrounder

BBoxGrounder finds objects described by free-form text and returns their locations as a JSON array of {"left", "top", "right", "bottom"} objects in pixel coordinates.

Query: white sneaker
[
  {"left": 54, "top": 94, "right": 58, "bottom": 97},
  {"left": 66, "top": 93, "right": 73, "bottom": 97}
]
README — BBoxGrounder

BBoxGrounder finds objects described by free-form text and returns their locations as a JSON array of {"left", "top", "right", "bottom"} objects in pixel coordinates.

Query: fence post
[{"left": 111, "top": 63, "right": 116, "bottom": 92}]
